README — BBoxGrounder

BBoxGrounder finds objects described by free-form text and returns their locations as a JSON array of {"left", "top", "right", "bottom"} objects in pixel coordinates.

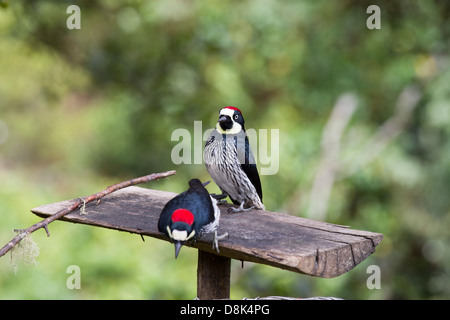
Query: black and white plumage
[
  {"left": 204, "top": 106, "right": 265, "bottom": 212},
  {"left": 157, "top": 179, "right": 227, "bottom": 258}
]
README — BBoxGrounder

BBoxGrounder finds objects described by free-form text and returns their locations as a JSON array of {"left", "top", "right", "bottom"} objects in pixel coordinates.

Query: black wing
[
  {"left": 185, "top": 179, "right": 216, "bottom": 229},
  {"left": 241, "top": 162, "right": 263, "bottom": 202},
  {"left": 157, "top": 179, "right": 215, "bottom": 234},
  {"left": 158, "top": 197, "right": 178, "bottom": 235},
  {"left": 240, "top": 136, "right": 263, "bottom": 202}
]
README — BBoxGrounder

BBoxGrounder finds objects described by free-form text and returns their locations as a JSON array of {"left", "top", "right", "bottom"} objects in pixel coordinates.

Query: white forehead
[
  {"left": 172, "top": 230, "right": 188, "bottom": 241},
  {"left": 219, "top": 108, "right": 235, "bottom": 118}
]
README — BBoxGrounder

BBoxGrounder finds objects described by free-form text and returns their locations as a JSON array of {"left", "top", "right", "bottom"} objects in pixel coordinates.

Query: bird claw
[
  {"left": 212, "top": 230, "right": 229, "bottom": 253},
  {"left": 227, "top": 202, "right": 255, "bottom": 213}
]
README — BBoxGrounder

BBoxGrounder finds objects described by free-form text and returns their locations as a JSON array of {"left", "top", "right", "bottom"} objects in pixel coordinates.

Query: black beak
[
  {"left": 174, "top": 241, "right": 183, "bottom": 259},
  {"left": 218, "top": 115, "right": 228, "bottom": 123},
  {"left": 218, "top": 115, "right": 233, "bottom": 130}
]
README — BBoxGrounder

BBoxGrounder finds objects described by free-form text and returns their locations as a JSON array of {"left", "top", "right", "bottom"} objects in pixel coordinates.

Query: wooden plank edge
[{"left": 31, "top": 202, "right": 383, "bottom": 279}]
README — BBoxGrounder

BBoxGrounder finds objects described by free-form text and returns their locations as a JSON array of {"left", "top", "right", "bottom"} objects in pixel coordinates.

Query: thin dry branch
[
  {"left": 0, "top": 170, "right": 176, "bottom": 258},
  {"left": 339, "top": 85, "right": 421, "bottom": 178},
  {"left": 306, "top": 86, "right": 421, "bottom": 220},
  {"left": 307, "top": 93, "right": 358, "bottom": 220}
]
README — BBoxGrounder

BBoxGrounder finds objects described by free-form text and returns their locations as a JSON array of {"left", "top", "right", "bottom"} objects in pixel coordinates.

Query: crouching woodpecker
[
  {"left": 157, "top": 179, "right": 228, "bottom": 258},
  {"left": 204, "top": 106, "right": 265, "bottom": 212}
]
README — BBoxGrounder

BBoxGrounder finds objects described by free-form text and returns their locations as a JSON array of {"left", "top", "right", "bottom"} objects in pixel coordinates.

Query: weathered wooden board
[{"left": 31, "top": 186, "right": 383, "bottom": 278}]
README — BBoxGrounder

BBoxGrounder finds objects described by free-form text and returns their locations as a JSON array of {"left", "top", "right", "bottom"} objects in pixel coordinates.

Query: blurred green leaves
[{"left": 0, "top": 0, "right": 449, "bottom": 299}]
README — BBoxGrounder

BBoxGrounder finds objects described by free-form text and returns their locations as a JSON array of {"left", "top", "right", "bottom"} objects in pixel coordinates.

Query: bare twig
[
  {"left": 339, "top": 85, "right": 421, "bottom": 178},
  {"left": 243, "top": 296, "right": 342, "bottom": 300},
  {"left": 307, "top": 93, "right": 358, "bottom": 220},
  {"left": 305, "top": 86, "right": 420, "bottom": 221},
  {"left": 0, "top": 170, "right": 176, "bottom": 258}
]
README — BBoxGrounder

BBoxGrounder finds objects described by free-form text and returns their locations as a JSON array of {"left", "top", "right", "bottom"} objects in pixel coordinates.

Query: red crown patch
[
  {"left": 171, "top": 208, "right": 194, "bottom": 225},
  {"left": 224, "top": 106, "right": 242, "bottom": 116}
]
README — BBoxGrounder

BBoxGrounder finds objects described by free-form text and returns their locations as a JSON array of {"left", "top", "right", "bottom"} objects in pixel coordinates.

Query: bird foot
[
  {"left": 227, "top": 202, "right": 255, "bottom": 213},
  {"left": 212, "top": 231, "right": 229, "bottom": 253}
]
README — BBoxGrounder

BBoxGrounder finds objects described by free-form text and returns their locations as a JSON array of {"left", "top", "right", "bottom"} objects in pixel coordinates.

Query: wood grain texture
[{"left": 31, "top": 186, "right": 383, "bottom": 278}]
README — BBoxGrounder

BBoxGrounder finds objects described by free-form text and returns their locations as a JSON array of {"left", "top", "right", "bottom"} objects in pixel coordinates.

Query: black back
[{"left": 158, "top": 179, "right": 215, "bottom": 236}]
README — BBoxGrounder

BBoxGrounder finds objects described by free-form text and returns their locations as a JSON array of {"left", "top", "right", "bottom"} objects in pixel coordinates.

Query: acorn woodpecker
[
  {"left": 204, "top": 106, "right": 265, "bottom": 212},
  {"left": 158, "top": 179, "right": 228, "bottom": 258}
]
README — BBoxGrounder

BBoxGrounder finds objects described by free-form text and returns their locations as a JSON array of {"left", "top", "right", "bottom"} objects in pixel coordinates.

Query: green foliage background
[{"left": 0, "top": 0, "right": 449, "bottom": 299}]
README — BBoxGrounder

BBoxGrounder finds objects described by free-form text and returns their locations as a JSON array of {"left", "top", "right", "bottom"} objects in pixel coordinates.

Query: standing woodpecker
[
  {"left": 158, "top": 179, "right": 228, "bottom": 258},
  {"left": 204, "top": 106, "right": 265, "bottom": 212}
]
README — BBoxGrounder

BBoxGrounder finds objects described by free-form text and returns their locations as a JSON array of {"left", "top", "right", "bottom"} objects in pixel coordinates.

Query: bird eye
[{"left": 234, "top": 114, "right": 239, "bottom": 120}]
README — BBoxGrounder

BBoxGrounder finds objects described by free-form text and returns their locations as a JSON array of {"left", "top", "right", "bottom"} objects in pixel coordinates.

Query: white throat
[
  {"left": 170, "top": 229, "right": 196, "bottom": 241},
  {"left": 172, "top": 230, "right": 188, "bottom": 241}
]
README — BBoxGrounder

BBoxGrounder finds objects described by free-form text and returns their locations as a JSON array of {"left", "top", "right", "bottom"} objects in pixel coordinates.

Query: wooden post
[{"left": 197, "top": 250, "right": 231, "bottom": 300}]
